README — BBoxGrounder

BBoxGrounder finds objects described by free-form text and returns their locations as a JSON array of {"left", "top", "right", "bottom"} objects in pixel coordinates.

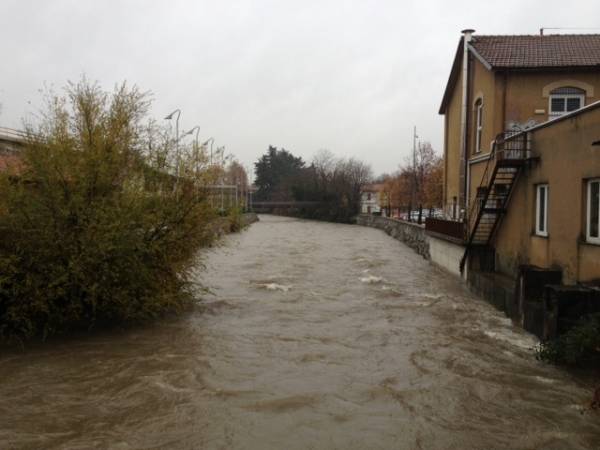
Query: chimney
[{"left": 461, "top": 28, "right": 475, "bottom": 43}]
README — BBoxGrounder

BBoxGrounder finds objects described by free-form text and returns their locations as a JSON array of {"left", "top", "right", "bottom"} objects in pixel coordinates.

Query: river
[{"left": 1, "top": 215, "right": 599, "bottom": 449}]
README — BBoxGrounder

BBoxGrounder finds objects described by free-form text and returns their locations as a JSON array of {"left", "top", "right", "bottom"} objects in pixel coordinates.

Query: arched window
[
  {"left": 549, "top": 87, "right": 585, "bottom": 117},
  {"left": 474, "top": 98, "right": 483, "bottom": 153}
]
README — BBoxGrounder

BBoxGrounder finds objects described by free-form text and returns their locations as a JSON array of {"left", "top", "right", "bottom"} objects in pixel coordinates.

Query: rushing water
[{"left": 1, "top": 215, "right": 599, "bottom": 449}]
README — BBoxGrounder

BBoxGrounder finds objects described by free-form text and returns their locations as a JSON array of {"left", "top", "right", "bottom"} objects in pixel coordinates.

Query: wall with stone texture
[{"left": 356, "top": 215, "right": 429, "bottom": 259}]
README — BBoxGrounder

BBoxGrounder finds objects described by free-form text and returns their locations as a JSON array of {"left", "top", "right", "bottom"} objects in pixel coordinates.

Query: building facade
[
  {"left": 439, "top": 31, "right": 600, "bottom": 221},
  {"left": 360, "top": 184, "right": 385, "bottom": 215},
  {"left": 493, "top": 106, "right": 600, "bottom": 284},
  {"left": 430, "top": 31, "right": 600, "bottom": 337}
]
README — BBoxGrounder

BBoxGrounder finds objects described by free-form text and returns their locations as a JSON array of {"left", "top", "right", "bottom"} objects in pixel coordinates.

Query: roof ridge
[{"left": 473, "top": 33, "right": 600, "bottom": 38}]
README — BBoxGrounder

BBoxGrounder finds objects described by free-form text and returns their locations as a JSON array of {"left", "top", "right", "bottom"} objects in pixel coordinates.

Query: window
[
  {"left": 587, "top": 179, "right": 600, "bottom": 244},
  {"left": 549, "top": 87, "right": 585, "bottom": 117},
  {"left": 367, "top": 192, "right": 372, "bottom": 201},
  {"left": 535, "top": 184, "right": 548, "bottom": 236},
  {"left": 474, "top": 98, "right": 483, "bottom": 153}
]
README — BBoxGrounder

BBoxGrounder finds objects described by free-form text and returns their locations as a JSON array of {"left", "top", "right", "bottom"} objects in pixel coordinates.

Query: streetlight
[
  {"left": 165, "top": 109, "right": 181, "bottom": 176},
  {"left": 186, "top": 126, "right": 201, "bottom": 148},
  {"left": 181, "top": 126, "right": 201, "bottom": 175},
  {"left": 202, "top": 137, "right": 215, "bottom": 164},
  {"left": 216, "top": 146, "right": 226, "bottom": 164}
]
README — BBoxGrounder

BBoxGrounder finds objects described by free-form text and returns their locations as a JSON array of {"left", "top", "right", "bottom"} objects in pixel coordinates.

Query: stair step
[{"left": 482, "top": 208, "right": 505, "bottom": 214}]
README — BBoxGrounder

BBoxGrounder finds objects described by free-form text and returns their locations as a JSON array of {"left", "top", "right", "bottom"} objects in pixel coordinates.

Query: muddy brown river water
[{"left": 1, "top": 215, "right": 599, "bottom": 449}]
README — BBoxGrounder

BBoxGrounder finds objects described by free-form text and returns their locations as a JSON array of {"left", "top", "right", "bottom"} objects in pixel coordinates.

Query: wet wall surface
[{"left": 1, "top": 215, "right": 599, "bottom": 449}]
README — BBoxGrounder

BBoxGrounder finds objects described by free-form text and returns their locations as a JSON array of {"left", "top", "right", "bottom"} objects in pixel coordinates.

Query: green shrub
[
  {"left": 227, "top": 207, "right": 244, "bottom": 232},
  {"left": 0, "top": 79, "right": 216, "bottom": 342},
  {"left": 536, "top": 313, "right": 600, "bottom": 366}
]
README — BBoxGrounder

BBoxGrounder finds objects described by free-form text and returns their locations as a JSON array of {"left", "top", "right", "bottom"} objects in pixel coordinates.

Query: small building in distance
[{"left": 360, "top": 183, "right": 386, "bottom": 215}]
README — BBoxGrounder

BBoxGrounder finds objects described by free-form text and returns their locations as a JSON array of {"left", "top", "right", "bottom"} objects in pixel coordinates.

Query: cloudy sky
[{"left": 2, "top": 0, "right": 600, "bottom": 177}]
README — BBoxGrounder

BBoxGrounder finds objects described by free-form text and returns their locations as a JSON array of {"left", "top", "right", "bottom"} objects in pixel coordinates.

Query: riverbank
[
  {"left": 210, "top": 212, "right": 259, "bottom": 238},
  {"left": 0, "top": 212, "right": 260, "bottom": 346}
]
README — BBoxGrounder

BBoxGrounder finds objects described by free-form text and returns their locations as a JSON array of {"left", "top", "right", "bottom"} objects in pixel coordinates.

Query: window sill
[
  {"left": 579, "top": 238, "right": 600, "bottom": 247},
  {"left": 532, "top": 232, "right": 549, "bottom": 239}
]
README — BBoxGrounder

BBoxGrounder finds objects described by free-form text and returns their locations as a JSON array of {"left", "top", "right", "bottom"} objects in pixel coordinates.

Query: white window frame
[
  {"left": 475, "top": 99, "right": 483, "bottom": 153},
  {"left": 548, "top": 88, "right": 585, "bottom": 118},
  {"left": 586, "top": 178, "right": 600, "bottom": 244},
  {"left": 535, "top": 184, "right": 549, "bottom": 237}
]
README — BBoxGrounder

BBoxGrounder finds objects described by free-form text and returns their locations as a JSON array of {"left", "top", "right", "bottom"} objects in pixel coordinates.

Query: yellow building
[{"left": 432, "top": 30, "right": 600, "bottom": 336}]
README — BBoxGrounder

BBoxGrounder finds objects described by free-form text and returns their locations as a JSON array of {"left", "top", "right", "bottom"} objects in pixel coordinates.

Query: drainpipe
[{"left": 459, "top": 29, "right": 475, "bottom": 216}]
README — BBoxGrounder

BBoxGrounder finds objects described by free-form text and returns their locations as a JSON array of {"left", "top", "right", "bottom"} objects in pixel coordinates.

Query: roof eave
[
  {"left": 438, "top": 37, "right": 464, "bottom": 115},
  {"left": 490, "top": 64, "right": 600, "bottom": 72}
]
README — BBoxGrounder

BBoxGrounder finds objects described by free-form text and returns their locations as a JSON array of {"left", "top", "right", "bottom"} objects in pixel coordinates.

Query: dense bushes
[
  {"left": 254, "top": 147, "right": 372, "bottom": 223},
  {"left": 0, "top": 80, "right": 217, "bottom": 342},
  {"left": 536, "top": 313, "right": 600, "bottom": 366}
]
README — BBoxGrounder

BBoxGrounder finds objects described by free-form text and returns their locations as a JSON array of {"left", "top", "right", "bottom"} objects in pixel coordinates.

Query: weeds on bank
[{"left": 536, "top": 313, "right": 600, "bottom": 366}]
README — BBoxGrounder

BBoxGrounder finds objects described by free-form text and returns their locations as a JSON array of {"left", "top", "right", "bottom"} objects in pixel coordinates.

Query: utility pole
[
  {"left": 410, "top": 126, "right": 419, "bottom": 221},
  {"left": 413, "top": 125, "right": 418, "bottom": 175}
]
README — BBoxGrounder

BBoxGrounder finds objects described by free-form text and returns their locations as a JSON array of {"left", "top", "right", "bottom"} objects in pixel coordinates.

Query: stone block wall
[{"left": 356, "top": 214, "right": 429, "bottom": 259}]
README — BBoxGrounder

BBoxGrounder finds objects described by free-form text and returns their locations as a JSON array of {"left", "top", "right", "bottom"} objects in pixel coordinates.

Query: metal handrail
[
  {"left": 465, "top": 135, "right": 499, "bottom": 236},
  {"left": 465, "top": 131, "right": 528, "bottom": 237}
]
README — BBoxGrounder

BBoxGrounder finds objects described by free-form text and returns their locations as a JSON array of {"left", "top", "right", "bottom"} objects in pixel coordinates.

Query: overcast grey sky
[{"left": 2, "top": 0, "right": 600, "bottom": 176}]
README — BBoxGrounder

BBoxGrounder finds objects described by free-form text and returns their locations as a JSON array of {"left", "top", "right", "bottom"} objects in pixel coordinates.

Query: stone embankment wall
[
  {"left": 242, "top": 212, "right": 259, "bottom": 227},
  {"left": 356, "top": 215, "right": 429, "bottom": 259}
]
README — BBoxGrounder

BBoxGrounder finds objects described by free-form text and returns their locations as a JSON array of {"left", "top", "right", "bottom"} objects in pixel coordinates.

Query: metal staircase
[{"left": 459, "top": 131, "right": 530, "bottom": 274}]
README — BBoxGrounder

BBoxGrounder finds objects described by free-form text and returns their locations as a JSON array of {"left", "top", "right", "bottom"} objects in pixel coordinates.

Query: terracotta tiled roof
[
  {"left": 0, "top": 153, "right": 23, "bottom": 173},
  {"left": 470, "top": 34, "right": 600, "bottom": 69},
  {"left": 439, "top": 33, "right": 600, "bottom": 113}
]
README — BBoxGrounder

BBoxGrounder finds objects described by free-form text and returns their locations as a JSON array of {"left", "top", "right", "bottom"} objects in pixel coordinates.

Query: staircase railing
[
  {"left": 460, "top": 131, "right": 529, "bottom": 273},
  {"left": 464, "top": 131, "right": 529, "bottom": 238},
  {"left": 465, "top": 135, "right": 498, "bottom": 239}
]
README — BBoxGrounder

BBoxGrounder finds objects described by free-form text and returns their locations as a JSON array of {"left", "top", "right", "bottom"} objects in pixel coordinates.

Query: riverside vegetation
[
  {"left": 253, "top": 147, "right": 372, "bottom": 223},
  {"left": 0, "top": 79, "right": 241, "bottom": 343},
  {"left": 536, "top": 313, "right": 600, "bottom": 367}
]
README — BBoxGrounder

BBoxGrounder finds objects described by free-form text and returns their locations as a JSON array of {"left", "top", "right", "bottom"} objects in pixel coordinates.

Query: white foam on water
[
  {"left": 532, "top": 375, "right": 556, "bottom": 384},
  {"left": 412, "top": 301, "right": 434, "bottom": 307},
  {"left": 567, "top": 403, "right": 586, "bottom": 413},
  {"left": 360, "top": 275, "right": 383, "bottom": 284},
  {"left": 483, "top": 329, "right": 538, "bottom": 350},
  {"left": 260, "top": 283, "right": 292, "bottom": 292}
]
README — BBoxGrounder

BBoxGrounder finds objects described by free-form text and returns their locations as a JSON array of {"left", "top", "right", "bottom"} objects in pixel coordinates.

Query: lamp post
[
  {"left": 188, "top": 126, "right": 201, "bottom": 149},
  {"left": 180, "top": 126, "right": 201, "bottom": 176},
  {"left": 216, "top": 146, "right": 226, "bottom": 164},
  {"left": 203, "top": 137, "right": 215, "bottom": 165},
  {"left": 165, "top": 109, "right": 181, "bottom": 176}
]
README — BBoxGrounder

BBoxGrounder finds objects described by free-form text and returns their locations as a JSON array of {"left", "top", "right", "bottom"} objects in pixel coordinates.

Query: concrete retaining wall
[
  {"left": 356, "top": 215, "right": 429, "bottom": 259},
  {"left": 356, "top": 215, "right": 467, "bottom": 276},
  {"left": 428, "top": 234, "right": 464, "bottom": 277}
]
